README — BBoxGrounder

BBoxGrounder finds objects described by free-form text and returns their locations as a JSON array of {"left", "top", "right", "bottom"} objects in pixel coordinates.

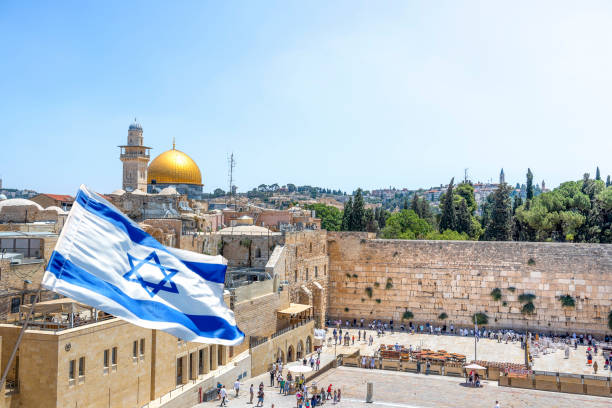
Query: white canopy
[
  {"left": 289, "top": 365, "right": 313, "bottom": 373},
  {"left": 464, "top": 363, "right": 486, "bottom": 370}
]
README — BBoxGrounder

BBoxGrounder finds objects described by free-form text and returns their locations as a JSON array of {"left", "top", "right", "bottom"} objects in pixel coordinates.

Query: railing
[{"left": 249, "top": 317, "right": 315, "bottom": 350}]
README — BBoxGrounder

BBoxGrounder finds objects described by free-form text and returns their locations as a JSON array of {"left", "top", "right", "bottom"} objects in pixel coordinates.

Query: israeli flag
[{"left": 42, "top": 185, "right": 244, "bottom": 345}]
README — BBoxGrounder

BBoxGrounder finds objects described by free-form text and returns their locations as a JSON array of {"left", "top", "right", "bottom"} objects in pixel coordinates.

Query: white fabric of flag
[{"left": 42, "top": 185, "right": 244, "bottom": 345}]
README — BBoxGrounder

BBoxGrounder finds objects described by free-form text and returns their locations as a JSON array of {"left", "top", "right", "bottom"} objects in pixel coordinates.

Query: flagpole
[
  {"left": 474, "top": 322, "right": 478, "bottom": 361},
  {"left": 0, "top": 286, "right": 42, "bottom": 391}
]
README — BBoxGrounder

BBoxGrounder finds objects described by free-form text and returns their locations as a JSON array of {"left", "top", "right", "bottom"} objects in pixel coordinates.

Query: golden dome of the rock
[{"left": 147, "top": 147, "right": 202, "bottom": 186}]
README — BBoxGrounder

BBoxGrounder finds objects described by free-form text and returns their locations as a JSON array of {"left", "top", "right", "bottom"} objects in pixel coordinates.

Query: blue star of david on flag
[{"left": 123, "top": 251, "right": 179, "bottom": 297}]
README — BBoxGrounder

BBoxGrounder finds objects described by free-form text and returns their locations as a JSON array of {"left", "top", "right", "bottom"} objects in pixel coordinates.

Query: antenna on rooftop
[
  {"left": 464, "top": 168, "right": 469, "bottom": 183},
  {"left": 227, "top": 153, "right": 236, "bottom": 208}
]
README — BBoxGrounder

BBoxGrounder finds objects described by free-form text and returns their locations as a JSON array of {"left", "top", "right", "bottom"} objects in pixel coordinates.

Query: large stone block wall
[{"left": 327, "top": 232, "right": 612, "bottom": 335}]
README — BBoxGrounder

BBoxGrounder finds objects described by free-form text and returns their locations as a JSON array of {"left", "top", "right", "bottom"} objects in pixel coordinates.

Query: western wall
[{"left": 326, "top": 232, "right": 612, "bottom": 335}]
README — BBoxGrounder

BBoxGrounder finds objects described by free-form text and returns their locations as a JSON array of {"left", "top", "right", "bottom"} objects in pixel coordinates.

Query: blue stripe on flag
[
  {"left": 48, "top": 251, "right": 244, "bottom": 342},
  {"left": 75, "top": 189, "right": 226, "bottom": 284}
]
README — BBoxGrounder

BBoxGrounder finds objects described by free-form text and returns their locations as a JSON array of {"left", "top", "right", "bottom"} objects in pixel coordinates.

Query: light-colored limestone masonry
[{"left": 327, "top": 232, "right": 612, "bottom": 335}]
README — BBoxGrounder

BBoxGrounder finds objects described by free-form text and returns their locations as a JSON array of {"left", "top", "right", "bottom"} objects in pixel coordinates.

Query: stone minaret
[{"left": 119, "top": 119, "right": 151, "bottom": 192}]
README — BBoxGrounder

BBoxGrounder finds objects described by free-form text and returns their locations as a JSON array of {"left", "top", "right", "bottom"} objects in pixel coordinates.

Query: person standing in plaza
[
  {"left": 234, "top": 378, "right": 241, "bottom": 397},
  {"left": 316, "top": 357, "right": 320, "bottom": 370},
  {"left": 270, "top": 368, "right": 276, "bottom": 386},
  {"left": 219, "top": 385, "right": 228, "bottom": 407},
  {"left": 249, "top": 383, "right": 254, "bottom": 404},
  {"left": 495, "top": 401, "right": 500, "bottom": 408}
]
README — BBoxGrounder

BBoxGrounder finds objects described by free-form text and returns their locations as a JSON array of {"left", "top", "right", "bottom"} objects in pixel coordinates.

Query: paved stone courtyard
[
  {"left": 329, "top": 329, "right": 607, "bottom": 375},
  {"left": 194, "top": 365, "right": 611, "bottom": 408}
]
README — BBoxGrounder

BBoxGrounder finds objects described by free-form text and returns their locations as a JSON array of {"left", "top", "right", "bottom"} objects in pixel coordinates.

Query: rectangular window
[
  {"left": 78, "top": 357, "right": 85, "bottom": 377},
  {"left": 69, "top": 360, "right": 75, "bottom": 380},
  {"left": 10, "top": 297, "right": 21, "bottom": 313},
  {"left": 132, "top": 340, "right": 138, "bottom": 358},
  {"left": 111, "top": 347, "right": 117, "bottom": 365},
  {"left": 103, "top": 349, "right": 109, "bottom": 368},
  {"left": 139, "top": 338, "right": 145, "bottom": 356}
]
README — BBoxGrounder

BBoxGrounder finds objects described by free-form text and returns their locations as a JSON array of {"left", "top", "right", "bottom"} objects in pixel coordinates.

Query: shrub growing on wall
[
  {"left": 472, "top": 312, "right": 488, "bottom": 325},
  {"left": 402, "top": 310, "right": 414, "bottom": 320},
  {"left": 375, "top": 298, "right": 381, "bottom": 304},
  {"left": 346, "top": 273, "right": 352, "bottom": 278},
  {"left": 374, "top": 282, "right": 380, "bottom": 288},
  {"left": 365, "top": 287, "right": 373, "bottom": 298},
  {"left": 490, "top": 288, "right": 502, "bottom": 301},
  {"left": 507, "top": 286, "right": 516, "bottom": 292},
  {"left": 521, "top": 302, "right": 536, "bottom": 315},
  {"left": 518, "top": 293, "right": 536, "bottom": 303},
  {"left": 385, "top": 278, "right": 393, "bottom": 290},
  {"left": 438, "top": 312, "right": 448, "bottom": 320},
  {"left": 559, "top": 294, "right": 575, "bottom": 307}
]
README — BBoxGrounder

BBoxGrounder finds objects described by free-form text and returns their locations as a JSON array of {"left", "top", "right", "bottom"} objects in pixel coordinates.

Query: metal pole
[
  {"left": 474, "top": 322, "right": 478, "bottom": 361},
  {"left": 0, "top": 288, "right": 42, "bottom": 391}
]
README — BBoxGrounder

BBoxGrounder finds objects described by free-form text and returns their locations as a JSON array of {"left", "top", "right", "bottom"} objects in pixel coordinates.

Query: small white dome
[
  {"left": 131, "top": 189, "right": 147, "bottom": 196},
  {"left": 110, "top": 189, "right": 126, "bottom": 196},
  {"left": 158, "top": 186, "right": 179, "bottom": 196},
  {"left": 0, "top": 198, "right": 43, "bottom": 210},
  {"left": 0, "top": 194, "right": 7, "bottom": 201},
  {"left": 45, "top": 206, "right": 67, "bottom": 214}
]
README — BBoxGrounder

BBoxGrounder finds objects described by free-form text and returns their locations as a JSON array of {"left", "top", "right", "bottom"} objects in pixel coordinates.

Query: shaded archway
[
  {"left": 276, "top": 348, "right": 285, "bottom": 364},
  {"left": 287, "top": 345, "right": 294, "bottom": 362},
  {"left": 296, "top": 340, "right": 304, "bottom": 360},
  {"left": 306, "top": 336, "right": 312, "bottom": 354}
]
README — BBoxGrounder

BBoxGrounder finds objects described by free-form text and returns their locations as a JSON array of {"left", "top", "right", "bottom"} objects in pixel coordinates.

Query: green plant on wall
[
  {"left": 402, "top": 310, "right": 414, "bottom": 320},
  {"left": 472, "top": 312, "right": 488, "bottom": 325},
  {"left": 346, "top": 273, "right": 352, "bottom": 278},
  {"left": 558, "top": 294, "right": 575, "bottom": 307},
  {"left": 375, "top": 298, "right": 381, "bottom": 303},
  {"left": 502, "top": 301, "right": 507, "bottom": 307},
  {"left": 527, "top": 258, "right": 536, "bottom": 266},
  {"left": 518, "top": 293, "right": 536, "bottom": 303},
  {"left": 352, "top": 273, "right": 358, "bottom": 278},
  {"left": 344, "top": 307, "right": 349, "bottom": 312},
  {"left": 374, "top": 282, "right": 380, "bottom": 288},
  {"left": 361, "top": 298, "right": 365, "bottom": 302},
  {"left": 385, "top": 278, "right": 393, "bottom": 290},
  {"left": 490, "top": 288, "right": 502, "bottom": 301},
  {"left": 365, "top": 287, "right": 373, "bottom": 298},
  {"left": 521, "top": 302, "right": 536, "bottom": 315},
  {"left": 507, "top": 286, "right": 516, "bottom": 293},
  {"left": 438, "top": 312, "right": 448, "bottom": 320}
]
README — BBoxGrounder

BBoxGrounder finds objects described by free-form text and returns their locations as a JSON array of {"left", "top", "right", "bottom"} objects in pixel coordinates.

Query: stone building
[
  {"left": 119, "top": 120, "right": 151, "bottom": 192},
  {"left": 30, "top": 194, "right": 74, "bottom": 212}
]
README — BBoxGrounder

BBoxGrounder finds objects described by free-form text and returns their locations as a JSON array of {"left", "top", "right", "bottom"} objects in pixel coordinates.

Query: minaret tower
[{"left": 119, "top": 119, "right": 151, "bottom": 192}]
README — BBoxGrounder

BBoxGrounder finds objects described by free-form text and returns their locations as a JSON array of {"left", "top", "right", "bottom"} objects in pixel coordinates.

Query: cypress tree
[
  {"left": 456, "top": 198, "right": 472, "bottom": 236},
  {"left": 351, "top": 188, "right": 366, "bottom": 231},
  {"left": 378, "top": 208, "right": 387, "bottom": 229},
  {"left": 513, "top": 196, "right": 523, "bottom": 214},
  {"left": 526, "top": 169, "right": 534, "bottom": 201},
  {"left": 596, "top": 167, "right": 601, "bottom": 181},
  {"left": 439, "top": 178, "right": 456, "bottom": 232},
  {"left": 607, "top": 175, "right": 611, "bottom": 187},
  {"left": 341, "top": 198, "right": 353, "bottom": 231},
  {"left": 403, "top": 197, "right": 408, "bottom": 210},
  {"left": 410, "top": 194, "right": 419, "bottom": 214},
  {"left": 484, "top": 183, "right": 513, "bottom": 241}
]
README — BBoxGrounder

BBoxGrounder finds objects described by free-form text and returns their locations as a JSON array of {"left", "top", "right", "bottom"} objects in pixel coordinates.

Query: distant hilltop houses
[{"left": 0, "top": 177, "right": 38, "bottom": 200}]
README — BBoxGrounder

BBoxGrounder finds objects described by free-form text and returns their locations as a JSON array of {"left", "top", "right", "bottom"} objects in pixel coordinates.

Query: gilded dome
[{"left": 147, "top": 147, "right": 202, "bottom": 186}]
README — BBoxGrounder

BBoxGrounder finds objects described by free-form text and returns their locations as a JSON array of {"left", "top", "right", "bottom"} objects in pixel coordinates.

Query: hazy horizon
[{"left": 1, "top": 1, "right": 611, "bottom": 195}]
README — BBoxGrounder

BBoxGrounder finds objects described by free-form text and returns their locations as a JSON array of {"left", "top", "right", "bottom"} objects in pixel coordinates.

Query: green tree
[
  {"left": 439, "top": 178, "right": 457, "bottom": 232},
  {"left": 426, "top": 229, "right": 469, "bottom": 240},
  {"left": 596, "top": 166, "right": 601, "bottom": 181},
  {"left": 403, "top": 197, "right": 408, "bottom": 210},
  {"left": 380, "top": 210, "right": 433, "bottom": 239},
  {"left": 306, "top": 203, "right": 342, "bottom": 231},
  {"left": 341, "top": 198, "right": 353, "bottom": 231},
  {"left": 350, "top": 188, "right": 366, "bottom": 231},
  {"left": 526, "top": 168, "right": 534, "bottom": 201},
  {"left": 455, "top": 182, "right": 477, "bottom": 215},
  {"left": 484, "top": 183, "right": 513, "bottom": 241},
  {"left": 607, "top": 175, "right": 611, "bottom": 187},
  {"left": 377, "top": 208, "right": 387, "bottom": 229},
  {"left": 456, "top": 198, "right": 472, "bottom": 236},
  {"left": 213, "top": 188, "right": 225, "bottom": 197},
  {"left": 365, "top": 209, "right": 379, "bottom": 233}
]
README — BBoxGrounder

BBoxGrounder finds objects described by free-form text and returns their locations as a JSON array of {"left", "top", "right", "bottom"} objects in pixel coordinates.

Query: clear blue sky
[{"left": 1, "top": 1, "right": 611, "bottom": 195}]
